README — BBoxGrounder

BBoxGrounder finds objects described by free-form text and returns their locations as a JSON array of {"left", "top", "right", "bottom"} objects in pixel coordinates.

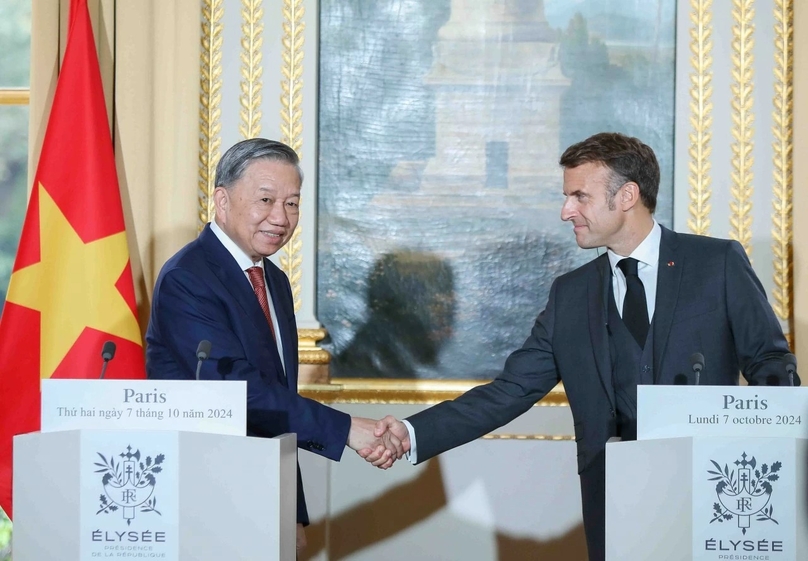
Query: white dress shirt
[
  {"left": 210, "top": 220, "right": 286, "bottom": 374},
  {"left": 607, "top": 220, "right": 661, "bottom": 322}
]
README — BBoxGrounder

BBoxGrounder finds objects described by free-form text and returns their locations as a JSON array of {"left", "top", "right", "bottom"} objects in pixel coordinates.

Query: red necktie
[{"left": 246, "top": 266, "right": 277, "bottom": 341}]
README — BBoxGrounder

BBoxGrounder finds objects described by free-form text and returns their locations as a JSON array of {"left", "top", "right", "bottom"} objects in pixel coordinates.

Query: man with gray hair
[{"left": 146, "top": 138, "right": 399, "bottom": 554}]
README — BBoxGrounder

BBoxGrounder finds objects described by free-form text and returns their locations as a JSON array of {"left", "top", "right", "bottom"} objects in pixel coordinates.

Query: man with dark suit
[
  {"left": 368, "top": 132, "right": 800, "bottom": 560},
  {"left": 145, "top": 138, "right": 399, "bottom": 555}
]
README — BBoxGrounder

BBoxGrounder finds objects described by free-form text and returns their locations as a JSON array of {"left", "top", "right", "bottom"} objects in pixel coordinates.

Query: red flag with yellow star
[{"left": 0, "top": 0, "right": 145, "bottom": 519}]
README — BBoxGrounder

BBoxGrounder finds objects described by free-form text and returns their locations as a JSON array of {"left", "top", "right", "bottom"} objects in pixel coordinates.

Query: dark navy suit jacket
[
  {"left": 146, "top": 224, "right": 350, "bottom": 524},
  {"left": 406, "top": 226, "right": 798, "bottom": 558}
]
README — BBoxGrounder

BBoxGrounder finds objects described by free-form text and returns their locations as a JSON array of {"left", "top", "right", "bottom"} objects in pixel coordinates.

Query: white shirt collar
[
  {"left": 209, "top": 220, "right": 263, "bottom": 272},
  {"left": 607, "top": 220, "right": 661, "bottom": 273}
]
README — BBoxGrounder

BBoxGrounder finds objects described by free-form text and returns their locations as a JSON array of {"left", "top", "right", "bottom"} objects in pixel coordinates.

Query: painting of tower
[
  {"left": 318, "top": 0, "right": 676, "bottom": 379},
  {"left": 420, "top": 0, "right": 569, "bottom": 198}
]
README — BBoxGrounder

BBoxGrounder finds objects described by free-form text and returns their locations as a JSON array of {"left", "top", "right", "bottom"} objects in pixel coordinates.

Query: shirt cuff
[{"left": 402, "top": 419, "right": 418, "bottom": 464}]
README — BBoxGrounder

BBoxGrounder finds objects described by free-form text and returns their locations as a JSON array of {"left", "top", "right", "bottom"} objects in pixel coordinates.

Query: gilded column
[
  {"left": 279, "top": 0, "right": 304, "bottom": 310},
  {"left": 771, "top": 0, "right": 794, "bottom": 344},
  {"left": 199, "top": 0, "right": 224, "bottom": 228},
  {"left": 729, "top": 0, "right": 755, "bottom": 254},
  {"left": 240, "top": 0, "right": 264, "bottom": 139},
  {"left": 687, "top": 0, "right": 714, "bottom": 236}
]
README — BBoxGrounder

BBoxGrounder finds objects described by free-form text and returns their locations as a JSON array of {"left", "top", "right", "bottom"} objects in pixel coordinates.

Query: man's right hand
[
  {"left": 374, "top": 415, "right": 411, "bottom": 448},
  {"left": 358, "top": 415, "right": 412, "bottom": 466},
  {"left": 348, "top": 416, "right": 404, "bottom": 469}
]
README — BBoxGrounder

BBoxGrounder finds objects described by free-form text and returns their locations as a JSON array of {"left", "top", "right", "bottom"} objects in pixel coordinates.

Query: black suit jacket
[
  {"left": 146, "top": 224, "right": 351, "bottom": 524},
  {"left": 408, "top": 227, "right": 796, "bottom": 473}
]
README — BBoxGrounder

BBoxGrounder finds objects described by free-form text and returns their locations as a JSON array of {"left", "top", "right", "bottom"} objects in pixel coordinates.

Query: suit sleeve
[
  {"left": 724, "top": 241, "right": 799, "bottom": 385},
  {"left": 147, "top": 266, "right": 351, "bottom": 460},
  {"left": 405, "top": 280, "right": 562, "bottom": 463}
]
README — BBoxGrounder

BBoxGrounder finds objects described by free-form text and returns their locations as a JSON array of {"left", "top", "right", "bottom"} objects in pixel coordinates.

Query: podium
[
  {"left": 12, "top": 380, "right": 297, "bottom": 561},
  {"left": 605, "top": 386, "right": 808, "bottom": 561}
]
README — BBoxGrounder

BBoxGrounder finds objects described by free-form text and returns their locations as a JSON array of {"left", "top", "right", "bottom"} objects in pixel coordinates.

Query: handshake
[{"left": 347, "top": 416, "right": 411, "bottom": 469}]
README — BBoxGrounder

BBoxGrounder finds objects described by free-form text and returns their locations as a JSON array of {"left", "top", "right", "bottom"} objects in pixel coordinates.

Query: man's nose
[
  {"left": 560, "top": 199, "right": 574, "bottom": 221},
  {"left": 267, "top": 202, "right": 289, "bottom": 225}
]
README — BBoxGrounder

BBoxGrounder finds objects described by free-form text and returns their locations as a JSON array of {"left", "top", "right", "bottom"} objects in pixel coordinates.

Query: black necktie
[{"left": 617, "top": 258, "right": 649, "bottom": 347}]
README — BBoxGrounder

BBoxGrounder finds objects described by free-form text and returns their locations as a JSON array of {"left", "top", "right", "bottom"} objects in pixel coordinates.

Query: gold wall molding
[
  {"left": 279, "top": 0, "right": 305, "bottom": 312},
  {"left": 687, "top": 0, "right": 714, "bottom": 236},
  {"left": 198, "top": 0, "right": 224, "bottom": 229},
  {"left": 729, "top": 0, "right": 755, "bottom": 254},
  {"left": 298, "top": 327, "right": 330, "bottom": 364},
  {"left": 772, "top": 0, "right": 794, "bottom": 329},
  {"left": 239, "top": 0, "right": 264, "bottom": 139},
  {"left": 299, "top": 379, "right": 570, "bottom": 406},
  {"left": 0, "top": 89, "right": 30, "bottom": 105},
  {"left": 482, "top": 434, "right": 575, "bottom": 441}
]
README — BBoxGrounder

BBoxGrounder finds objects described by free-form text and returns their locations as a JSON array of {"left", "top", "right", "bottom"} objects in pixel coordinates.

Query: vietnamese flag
[{"left": 0, "top": 0, "right": 145, "bottom": 519}]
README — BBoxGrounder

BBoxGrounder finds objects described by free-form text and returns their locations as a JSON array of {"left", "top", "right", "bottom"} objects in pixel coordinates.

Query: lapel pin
[{"left": 667, "top": 261, "right": 675, "bottom": 267}]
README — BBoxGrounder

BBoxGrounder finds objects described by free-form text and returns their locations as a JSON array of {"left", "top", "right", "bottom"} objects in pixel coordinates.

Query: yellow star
[{"left": 6, "top": 183, "right": 141, "bottom": 378}]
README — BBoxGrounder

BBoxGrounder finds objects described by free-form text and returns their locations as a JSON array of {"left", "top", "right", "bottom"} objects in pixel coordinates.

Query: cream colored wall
[{"left": 112, "top": 0, "right": 200, "bottom": 329}]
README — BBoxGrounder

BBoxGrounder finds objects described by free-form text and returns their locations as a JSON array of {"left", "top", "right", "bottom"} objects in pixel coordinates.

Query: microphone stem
[
  {"left": 195, "top": 359, "right": 204, "bottom": 381},
  {"left": 99, "top": 360, "right": 109, "bottom": 380}
]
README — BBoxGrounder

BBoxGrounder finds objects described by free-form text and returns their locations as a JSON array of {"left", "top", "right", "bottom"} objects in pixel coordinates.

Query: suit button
[{"left": 609, "top": 408, "right": 616, "bottom": 417}]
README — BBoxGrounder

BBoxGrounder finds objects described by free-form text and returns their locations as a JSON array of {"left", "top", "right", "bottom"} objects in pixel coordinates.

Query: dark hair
[
  {"left": 559, "top": 132, "right": 659, "bottom": 213},
  {"left": 215, "top": 138, "right": 303, "bottom": 188}
]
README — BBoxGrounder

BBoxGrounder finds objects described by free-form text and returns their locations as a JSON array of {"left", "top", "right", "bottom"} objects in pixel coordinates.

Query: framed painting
[{"left": 315, "top": 0, "right": 676, "bottom": 381}]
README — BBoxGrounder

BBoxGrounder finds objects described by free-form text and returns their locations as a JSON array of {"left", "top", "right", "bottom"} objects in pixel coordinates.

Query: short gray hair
[{"left": 214, "top": 138, "right": 304, "bottom": 188}]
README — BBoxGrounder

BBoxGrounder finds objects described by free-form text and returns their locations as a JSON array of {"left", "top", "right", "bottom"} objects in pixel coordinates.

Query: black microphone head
[
  {"left": 196, "top": 340, "right": 212, "bottom": 361},
  {"left": 689, "top": 352, "right": 705, "bottom": 372},
  {"left": 673, "top": 374, "right": 689, "bottom": 385},
  {"left": 765, "top": 374, "right": 782, "bottom": 387},
  {"left": 101, "top": 341, "right": 116, "bottom": 361},
  {"left": 783, "top": 353, "right": 797, "bottom": 374}
]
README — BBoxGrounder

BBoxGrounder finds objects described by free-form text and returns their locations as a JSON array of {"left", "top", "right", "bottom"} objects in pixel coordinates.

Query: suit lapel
[
  {"left": 264, "top": 261, "right": 297, "bottom": 387},
  {"left": 588, "top": 254, "right": 615, "bottom": 407},
  {"left": 199, "top": 227, "right": 286, "bottom": 377},
  {"left": 652, "top": 226, "right": 682, "bottom": 382}
]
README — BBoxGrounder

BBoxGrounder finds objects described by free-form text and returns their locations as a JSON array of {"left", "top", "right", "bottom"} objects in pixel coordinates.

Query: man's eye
[{"left": 260, "top": 198, "right": 270, "bottom": 203}]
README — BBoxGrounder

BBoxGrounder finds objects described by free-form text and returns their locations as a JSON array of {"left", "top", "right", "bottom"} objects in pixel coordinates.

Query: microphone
[
  {"left": 783, "top": 353, "right": 797, "bottom": 387},
  {"left": 195, "top": 340, "right": 212, "bottom": 380},
  {"left": 673, "top": 373, "right": 689, "bottom": 385},
  {"left": 689, "top": 352, "right": 705, "bottom": 386},
  {"left": 99, "top": 341, "right": 116, "bottom": 379}
]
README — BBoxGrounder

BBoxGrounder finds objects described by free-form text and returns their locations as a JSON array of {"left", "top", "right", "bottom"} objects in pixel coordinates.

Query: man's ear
[
  {"left": 621, "top": 182, "right": 641, "bottom": 211},
  {"left": 213, "top": 186, "right": 228, "bottom": 222}
]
